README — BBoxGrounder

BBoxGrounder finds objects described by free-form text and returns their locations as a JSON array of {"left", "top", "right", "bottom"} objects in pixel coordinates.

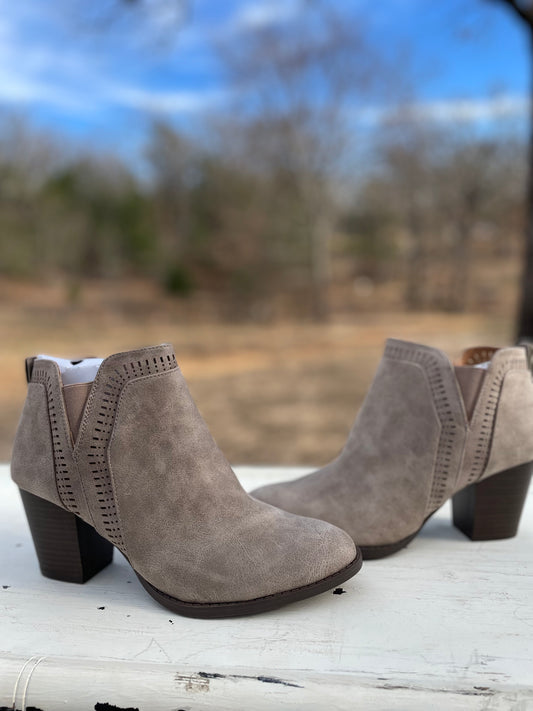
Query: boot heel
[
  {"left": 452, "top": 463, "right": 532, "bottom": 541},
  {"left": 19, "top": 488, "right": 113, "bottom": 583}
]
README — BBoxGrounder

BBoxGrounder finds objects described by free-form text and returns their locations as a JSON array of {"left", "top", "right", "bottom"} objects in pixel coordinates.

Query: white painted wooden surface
[{"left": 1, "top": 463, "right": 532, "bottom": 710}]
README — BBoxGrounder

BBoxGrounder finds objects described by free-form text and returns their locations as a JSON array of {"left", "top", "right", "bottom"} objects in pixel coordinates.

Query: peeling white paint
[{"left": 1, "top": 465, "right": 532, "bottom": 709}]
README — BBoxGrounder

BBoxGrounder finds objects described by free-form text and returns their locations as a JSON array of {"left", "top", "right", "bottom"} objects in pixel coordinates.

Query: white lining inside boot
[{"left": 36, "top": 355, "right": 103, "bottom": 385}]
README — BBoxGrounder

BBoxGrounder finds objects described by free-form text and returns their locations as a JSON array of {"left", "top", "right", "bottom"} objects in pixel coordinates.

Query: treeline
[
  {"left": 0, "top": 1, "right": 526, "bottom": 321},
  {"left": 0, "top": 115, "right": 525, "bottom": 320}
]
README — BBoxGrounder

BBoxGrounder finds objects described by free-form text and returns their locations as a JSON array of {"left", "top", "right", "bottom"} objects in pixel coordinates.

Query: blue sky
[{"left": 0, "top": 0, "right": 530, "bottom": 166}]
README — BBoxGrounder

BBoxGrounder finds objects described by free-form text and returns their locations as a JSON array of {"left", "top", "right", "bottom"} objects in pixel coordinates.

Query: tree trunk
[
  {"left": 517, "top": 32, "right": 533, "bottom": 340},
  {"left": 447, "top": 221, "right": 470, "bottom": 313},
  {"left": 309, "top": 212, "right": 331, "bottom": 322},
  {"left": 404, "top": 205, "right": 426, "bottom": 311}
]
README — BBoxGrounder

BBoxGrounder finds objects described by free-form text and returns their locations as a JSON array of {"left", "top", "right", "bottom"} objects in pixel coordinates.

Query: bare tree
[
  {"left": 377, "top": 112, "right": 445, "bottom": 310},
  {"left": 374, "top": 109, "right": 524, "bottom": 311},
  {"left": 66, "top": 0, "right": 190, "bottom": 39},
  {"left": 490, "top": 1, "right": 533, "bottom": 338},
  {"left": 216, "top": 1, "right": 379, "bottom": 321}
]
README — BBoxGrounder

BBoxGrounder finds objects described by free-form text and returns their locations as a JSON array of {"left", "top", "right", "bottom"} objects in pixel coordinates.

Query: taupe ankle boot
[
  {"left": 252, "top": 339, "right": 533, "bottom": 559},
  {"left": 11, "top": 344, "right": 361, "bottom": 618}
]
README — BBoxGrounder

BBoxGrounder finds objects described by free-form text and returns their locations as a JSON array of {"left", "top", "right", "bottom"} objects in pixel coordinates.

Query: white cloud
[
  {"left": 409, "top": 95, "right": 529, "bottom": 123},
  {"left": 142, "top": 0, "right": 191, "bottom": 34},
  {"left": 107, "top": 85, "right": 224, "bottom": 114},
  {"left": 0, "top": 72, "right": 89, "bottom": 111},
  {"left": 227, "top": 0, "right": 301, "bottom": 33},
  {"left": 354, "top": 95, "right": 530, "bottom": 126},
  {"left": 0, "top": 3, "right": 220, "bottom": 117},
  {"left": 0, "top": 2, "right": 527, "bottom": 130},
  {"left": 0, "top": 66, "right": 223, "bottom": 116}
]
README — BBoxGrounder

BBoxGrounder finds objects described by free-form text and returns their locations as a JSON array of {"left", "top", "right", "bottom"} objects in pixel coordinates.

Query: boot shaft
[
  {"left": 251, "top": 338, "right": 533, "bottom": 554},
  {"left": 11, "top": 344, "right": 179, "bottom": 550},
  {"left": 346, "top": 338, "right": 533, "bottom": 516},
  {"left": 91, "top": 357, "right": 356, "bottom": 605},
  {"left": 11, "top": 344, "right": 361, "bottom": 613}
]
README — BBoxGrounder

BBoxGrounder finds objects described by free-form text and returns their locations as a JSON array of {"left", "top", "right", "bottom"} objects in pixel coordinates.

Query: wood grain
[{"left": 1, "top": 465, "right": 532, "bottom": 709}]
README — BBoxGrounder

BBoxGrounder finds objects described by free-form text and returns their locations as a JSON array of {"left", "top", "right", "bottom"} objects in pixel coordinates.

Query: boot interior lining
[{"left": 36, "top": 355, "right": 103, "bottom": 385}]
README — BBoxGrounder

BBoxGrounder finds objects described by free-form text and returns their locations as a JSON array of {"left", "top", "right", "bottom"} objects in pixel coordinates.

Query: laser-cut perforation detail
[
  {"left": 384, "top": 343, "right": 461, "bottom": 512},
  {"left": 87, "top": 352, "right": 178, "bottom": 547},
  {"left": 468, "top": 357, "right": 525, "bottom": 485},
  {"left": 32, "top": 366, "right": 79, "bottom": 514}
]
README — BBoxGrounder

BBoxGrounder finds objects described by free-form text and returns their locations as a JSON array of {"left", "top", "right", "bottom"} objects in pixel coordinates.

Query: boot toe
[
  {"left": 311, "top": 519, "right": 358, "bottom": 581},
  {"left": 273, "top": 510, "right": 358, "bottom": 589}
]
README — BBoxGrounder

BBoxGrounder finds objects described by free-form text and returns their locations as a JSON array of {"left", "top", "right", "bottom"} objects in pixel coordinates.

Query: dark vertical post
[
  {"left": 517, "top": 28, "right": 533, "bottom": 340},
  {"left": 492, "top": 1, "right": 533, "bottom": 338}
]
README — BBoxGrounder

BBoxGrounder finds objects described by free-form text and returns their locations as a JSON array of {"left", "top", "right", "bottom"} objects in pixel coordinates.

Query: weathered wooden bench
[{"left": 1, "top": 464, "right": 532, "bottom": 710}]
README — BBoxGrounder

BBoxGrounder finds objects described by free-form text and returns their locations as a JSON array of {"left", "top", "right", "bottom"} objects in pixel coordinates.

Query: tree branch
[{"left": 495, "top": 0, "right": 533, "bottom": 28}]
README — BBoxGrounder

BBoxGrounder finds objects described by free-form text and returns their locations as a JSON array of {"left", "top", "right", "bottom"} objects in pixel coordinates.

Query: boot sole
[
  {"left": 359, "top": 531, "right": 420, "bottom": 560},
  {"left": 135, "top": 549, "right": 363, "bottom": 619},
  {"left": 359, "top": 461, "right": 532, "bottom": 560},
  {"left": 19, "top": 487, "right": 362, "bottom": 618}
]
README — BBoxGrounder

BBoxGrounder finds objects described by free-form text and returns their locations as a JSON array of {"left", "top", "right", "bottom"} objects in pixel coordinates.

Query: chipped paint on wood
[{"left": 0, "top": 465, "right": 532, "bottom": 709}]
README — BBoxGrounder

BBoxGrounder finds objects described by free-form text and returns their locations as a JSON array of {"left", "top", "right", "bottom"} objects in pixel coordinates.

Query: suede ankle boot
[
  {"left": 252, "top": 339, "right": 533, "bottom": 559},
  {"left": 11, "top": 344, "right": 361, "bottom": 618}
]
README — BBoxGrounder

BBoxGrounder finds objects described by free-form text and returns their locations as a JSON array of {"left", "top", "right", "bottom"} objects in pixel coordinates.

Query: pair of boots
[{"left": 11, "top": 339, "right": 533, "bottom": 618}]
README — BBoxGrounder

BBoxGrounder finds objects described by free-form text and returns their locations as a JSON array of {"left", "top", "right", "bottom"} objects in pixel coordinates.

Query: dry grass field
[{"left": 0, "top": 277, "right": 517, "bottom": 464}]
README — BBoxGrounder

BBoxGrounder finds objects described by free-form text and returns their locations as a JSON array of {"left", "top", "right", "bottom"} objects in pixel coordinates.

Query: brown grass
[{"left": 0, "top": 277, "right": 516, "bottom": 464}]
